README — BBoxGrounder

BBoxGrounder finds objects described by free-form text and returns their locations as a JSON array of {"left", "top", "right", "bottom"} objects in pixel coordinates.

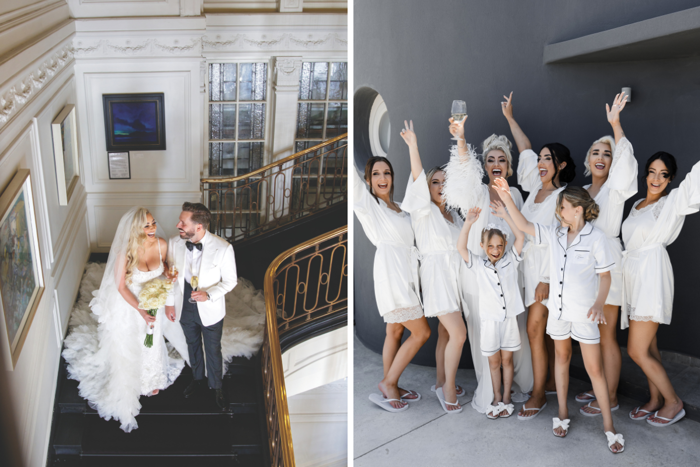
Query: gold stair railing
[
  {"left": 261, "top": 226, "right": 348, "bottom": 467},
  {"left": 202, "top": 134, "right": 347, "bottom": 244}
]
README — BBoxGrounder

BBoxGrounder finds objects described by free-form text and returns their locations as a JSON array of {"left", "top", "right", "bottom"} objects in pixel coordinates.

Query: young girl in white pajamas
[
  {"left": 444, "top": 117, "right": 533, "bottom": 412},
  {"left": 493, "top": 181, "right": 625, "bottom": 454},
  {"left": 575, "top": 93, "right": 638, "bottom": 416},
  {"left": 623, "top": 152, "right": 700, "bottom": 427},
  {"left": 399, "top": 120, "right": 468, "bottom": 413},
  {"left": 353, "top": 155, "right": 431, "bottom": 413},
  {"left": 457, "top": 203, "right": 526, "bottom": 420},
  {"left": 501, "top": 93, "right": 577, "bottom": 419}
]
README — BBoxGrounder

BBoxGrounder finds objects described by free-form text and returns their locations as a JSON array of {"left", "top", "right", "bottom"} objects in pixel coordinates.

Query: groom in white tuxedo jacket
[{"left": 165, "top": 202, "right": 237, "bottom": 409}]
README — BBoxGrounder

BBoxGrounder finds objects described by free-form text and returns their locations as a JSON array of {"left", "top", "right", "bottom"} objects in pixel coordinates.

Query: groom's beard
[{"left": 178, "top": 227, "right": 196, "bottom": 239}]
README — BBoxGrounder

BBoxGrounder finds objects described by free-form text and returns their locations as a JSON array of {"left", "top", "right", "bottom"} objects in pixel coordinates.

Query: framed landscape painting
[
  {"left": 0, "top": 169, "right": 44, "bottom": 369},
  {"left": 102, "top": 93, "right": 166, "bottom": 151},
  {"left": 51, "top": 104, "right": 80, "bottom": 205}
]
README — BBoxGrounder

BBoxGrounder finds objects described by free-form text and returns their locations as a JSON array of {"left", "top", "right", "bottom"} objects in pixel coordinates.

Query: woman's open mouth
[
  {"left": 147, "top": 232, "right": 155, "bottom": 238},
  {"left": 539, "top": 169, "right": 548, "bottom": 177},
  {"left": 377, "top": 183, "right": 388, "bottom": 189},
  {"left": 595, "top": 163, "right": 606, "bottom": 170},
  {"left": 651, "top": 182, "right": 661, "bottom": 189},
  {"left": 492, "top": 168, "right": 502, "bottom": 177}
]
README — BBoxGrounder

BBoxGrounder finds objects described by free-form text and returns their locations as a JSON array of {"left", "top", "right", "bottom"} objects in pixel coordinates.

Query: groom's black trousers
[{"left": 181, "top": 280, "right": 223, "bottom": 390}]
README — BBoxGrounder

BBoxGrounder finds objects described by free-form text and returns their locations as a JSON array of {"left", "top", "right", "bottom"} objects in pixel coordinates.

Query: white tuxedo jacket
[{"left": 165, "top": 231, "right": 237, "bottom": 327}]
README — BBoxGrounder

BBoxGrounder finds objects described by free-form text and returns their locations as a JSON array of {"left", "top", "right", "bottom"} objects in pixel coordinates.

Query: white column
[{"left": 270, "top": 56, "right": 302, "bottom": 218}]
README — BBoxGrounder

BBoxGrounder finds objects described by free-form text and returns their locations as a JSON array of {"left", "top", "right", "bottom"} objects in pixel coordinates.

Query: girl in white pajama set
[
  {"left": 399, "top": 121, "right": 468, "bottom": 413},
  {"left": 457, "top": 203, "right": 526, "bottom": 420},
  {"left": 353, "top": 156, "right": 431, "bottom": 413},
  {"left": 443, "top": 117, "right": 533, "bottom": 414},
  {"left": 494, "top": 181, "right": 625, "bottom": 454},
  {"left": 623, "top": 152, "right": 700, "bottom": 427}
]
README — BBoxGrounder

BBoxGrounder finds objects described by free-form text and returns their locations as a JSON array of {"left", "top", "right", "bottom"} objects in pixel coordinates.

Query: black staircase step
[
  {"left": 54, "top": 413, "right": 85, "bottom": 455},
  {"left": 79, "top": 413, "right": 262, "bottom": 456},
  {"left": 225, "top": 356, "right": 257, "bottom": 376},
  {"left": 58, "top": 373, "right": 88, "bottom": 413},
  {"left": 54, "top": 454, "right": 264, "bottom": 467}
]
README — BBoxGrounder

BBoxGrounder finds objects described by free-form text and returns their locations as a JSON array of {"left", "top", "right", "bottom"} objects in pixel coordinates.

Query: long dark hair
[
  {"left": 364, "top": 156, "right": 395, "bottom": 204},
  {"left": 540, "top": 143, "right": 575, "bottom": 188},
  {"left": 644, "top": 151, "right": 677, "bottom": 182}
]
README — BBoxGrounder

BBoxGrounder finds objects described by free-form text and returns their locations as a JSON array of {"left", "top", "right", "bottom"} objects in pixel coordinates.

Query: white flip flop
[
  {"left": 579, "top": 401, "right": 619, "bottom": 417},
  {"left": 400, "top": 389, "right": 422, "bottom": 402},
  {"left": 629, "top": 406, "right": 653, "bottom": 420},
  {"left": 646, "top": 408, "right": 686, "bottom": 427},
  {"left": 517, "top": 401, "right": 547, "bottom": 420},
  {"left": 575, "top": 391, "right": 596, "bottom": 403},
  {"left": 368, "top": 393, "right": 408, "bottom": 413},
  {"left": 436, "top": 387, "right": 463, "bottom": 414},
  {"left": 431, "top": 384, "right": 466, "bottom": 398},
  {"left": 552, "top": 417, "right": 570, "bottom": 438},
  {"left": 497, "top": 402, "right": 515, "bottom": 418},
  {"left": 605, "top": 432, "right": 625, "bottom": 454}
]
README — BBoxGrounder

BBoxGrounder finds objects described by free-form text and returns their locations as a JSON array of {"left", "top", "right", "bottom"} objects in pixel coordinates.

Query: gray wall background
[{"left": 354, "top": 0, "right": 700, "bottom": 365}]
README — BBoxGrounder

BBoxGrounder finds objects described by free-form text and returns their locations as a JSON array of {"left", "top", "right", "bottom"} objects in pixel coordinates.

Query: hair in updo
[
  {"left": 584, "top": 136, "right": 616, "bottom": 177},
  {"left": 364, "top": 156, "right": 395, "bottom": 204},
  {"left": 556, "top": 186, "right": 600, "bottom": 223},
  {"left": 540, "top": 143, "right": 576, "bottom": 188},
  {"left": 482, "top": 134, "right": 514, "bottom": 177},
  {"left": 644, "top": 151, "right": 677, "bottom": 181}
]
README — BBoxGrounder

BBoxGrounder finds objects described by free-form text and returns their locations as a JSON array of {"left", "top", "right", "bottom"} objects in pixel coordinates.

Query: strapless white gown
[{"left": 62, "top": 261, "right": 184, "bottom": 433}]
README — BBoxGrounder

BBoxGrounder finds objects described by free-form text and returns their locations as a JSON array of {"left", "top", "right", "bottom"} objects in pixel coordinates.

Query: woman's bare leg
[
  {"left": 436, "top": 312, "right": 467, "bottom": 410},
  {"left": 435, "top": 321, "right": 448, "bottom": 388},
  {"left": 544, "top": 334, "right": 556, "bottom": 392},
  {"left": 628, "top": 321, "right": 683, "bottom": 422},
  {"left": 383, "top": 323, "right": 405, "bottom": 378},
  {"left": 520, "top": 302, "right": 549, "bottom": 417},
  {"left": 488, "top": 352, "right": 503, "bottom": 417},
  {"left": 502, "top": 350, "right": 514, "bottom": 404},
  {"left": 580, "top": 341, "right": 622, "bottom": 453},
  {"left": 379, "top": 317, "right": 431, "bottom": 408},
  {"left": 581, "top": 305, "right": 621, "bottom": 413}
]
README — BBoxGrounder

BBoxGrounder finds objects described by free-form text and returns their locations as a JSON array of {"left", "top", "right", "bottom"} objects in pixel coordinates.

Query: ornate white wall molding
[
  {"left": 203, "top": 32, "right": 347, "bottom": 53},
  {"left": 74, "top": 36, "right": 203, "bottom": 58},
  {"left": 0, "top": 42, "right": 74, "bottom": 129},
  {"left": 279, "top": 0, "right": 303, "bottom": 13},
  {"left": 274, "top": 56, "right": 303, "bottom": 88}
]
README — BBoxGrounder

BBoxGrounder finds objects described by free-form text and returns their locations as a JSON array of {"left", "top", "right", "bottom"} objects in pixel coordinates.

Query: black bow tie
[{"left": 186, "top": 241, "right": 202, "bottom": 251}]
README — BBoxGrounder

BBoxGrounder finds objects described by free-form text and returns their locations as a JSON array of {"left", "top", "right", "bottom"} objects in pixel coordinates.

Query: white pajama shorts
[
  {"left": 480, "top": 316, "right": 521, "bottom": 357},
  {"left": 546, "top": 318, "right": 600, "bottom": 344}
]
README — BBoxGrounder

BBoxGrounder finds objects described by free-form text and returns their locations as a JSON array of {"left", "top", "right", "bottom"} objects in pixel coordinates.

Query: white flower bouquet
[{"left": 137, "top": 278, "right": 173, "bottom": 347}]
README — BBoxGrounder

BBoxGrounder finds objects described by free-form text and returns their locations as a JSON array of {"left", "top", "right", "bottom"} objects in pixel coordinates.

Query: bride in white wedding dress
[
  {"left": 62, "top": 207, "right": 188, "bottom": 432},
  {"left": 63, "top": 207, "right": 268, "bottom": 433}
]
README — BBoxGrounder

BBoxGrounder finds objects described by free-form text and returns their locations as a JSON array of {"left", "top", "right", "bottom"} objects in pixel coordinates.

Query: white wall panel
[{"left": 67, "top": 0, "right": 181, "bottom": 18}]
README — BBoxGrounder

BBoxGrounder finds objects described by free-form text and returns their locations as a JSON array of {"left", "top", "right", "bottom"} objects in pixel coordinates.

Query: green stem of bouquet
[{"left": 143, "top": 309, "right": 158, "bottom": 347}]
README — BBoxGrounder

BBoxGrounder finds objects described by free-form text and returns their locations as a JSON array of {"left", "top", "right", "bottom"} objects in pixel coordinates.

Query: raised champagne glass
[
  {"left": 188, "top": 276, "right": 199, "bottom": 304},
  {"left": 451, "top": 100, "right": 467, "bottom": 141}
]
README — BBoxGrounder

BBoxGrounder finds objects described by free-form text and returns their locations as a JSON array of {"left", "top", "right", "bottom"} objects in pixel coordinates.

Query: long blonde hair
[{"left": 124, "top": 207, "right": 151, "bottom": 285}]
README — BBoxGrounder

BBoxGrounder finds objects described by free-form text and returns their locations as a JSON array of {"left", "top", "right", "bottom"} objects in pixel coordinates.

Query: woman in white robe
[
  {"left": 442, "top": 116, "right": 533, "bottom": 414},
  {"left": 399, "top": 120, "right": 468, "bottom": 413},
  {"left": 576, "top": 93, "right": 638, "bottom": 415},
  {"left": 353, "top": 154, "right": 432, "bottom": 412},
  {"left": 622, "top": 152, "right": 700, "bottom": 426},
  {"left": 501, "top": 92, "right": 576, "bottom": 418}
]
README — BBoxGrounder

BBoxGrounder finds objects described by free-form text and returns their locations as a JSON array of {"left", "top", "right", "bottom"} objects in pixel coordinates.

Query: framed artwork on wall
[
  {"left": 102, "top": 93, "right": 166, "bottom": 152},
  {"left": 0, "top": 169, "right": 45, "bottom": 369},
  {"left": 51, "top": 104, "right": 80, "bottom": 206}
]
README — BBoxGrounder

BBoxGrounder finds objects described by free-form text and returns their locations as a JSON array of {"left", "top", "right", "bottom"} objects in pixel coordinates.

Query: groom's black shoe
[
  {"left": 215, "top": 388, "right": 227, "bottom": 411},
  {"left": 184, "top": 379, "right": 205, "bottom": 398}
]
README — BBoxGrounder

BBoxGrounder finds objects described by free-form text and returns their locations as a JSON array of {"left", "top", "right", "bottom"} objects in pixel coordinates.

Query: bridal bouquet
[{"left": 138, "top": 278, "right": 174, "bottom": 348}]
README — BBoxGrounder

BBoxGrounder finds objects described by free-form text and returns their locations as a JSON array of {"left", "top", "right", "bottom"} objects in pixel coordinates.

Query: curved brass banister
[
  {"left": 262, "top": 225, "right": 348, "bottom": 467},
  {"left": 202, "top": 134, "right": 347, "bottom": 245},
  {"left": 201, "top": 134, "right": 347, "bottom": 184}
]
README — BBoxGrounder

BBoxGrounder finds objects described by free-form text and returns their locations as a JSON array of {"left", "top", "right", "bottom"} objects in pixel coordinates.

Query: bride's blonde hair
[
  {"left": 482, "top": 134, "right": 514, "bottom": 177},
  {"left": 124, "top": 207, "right": 151, "bottom": 285}
]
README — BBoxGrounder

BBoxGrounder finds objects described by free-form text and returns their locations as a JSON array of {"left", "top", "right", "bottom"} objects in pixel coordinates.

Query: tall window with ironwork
[
  {"left": 295, "top": 62, "right": 348, "bottom": 153},
  {"left": 208, "top": 63, "right": 268, "bottom": 176}
]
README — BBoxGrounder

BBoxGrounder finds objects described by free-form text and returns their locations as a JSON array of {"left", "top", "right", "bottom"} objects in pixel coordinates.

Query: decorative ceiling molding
[
  {"left": 203, "top": 32, "right": 346, "bottom": 53},
  {"left": 0, "top": 42, "right": 74, "bottom": 128},
  {"left": 74, "top": 37, "right": 203, "bottom": 58}
]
